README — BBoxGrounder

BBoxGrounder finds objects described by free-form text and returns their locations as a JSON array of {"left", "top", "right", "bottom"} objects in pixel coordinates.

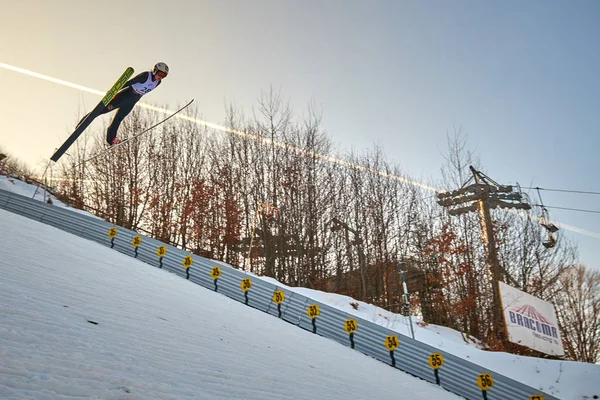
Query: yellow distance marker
[
  {"left": 210, "top": 267, "right": 222, "bottom": 291},
  {"left": 477, "top": 373, "right": 494, "bottom": 391},
  {"left": 307, "top": 304, "right": 320, "bottom": 334},
  {"left": 307, "top": 304, "right": 320, "bottom": 319},
  {"left": 240, "top": 278, "right": 252, "bottom": 292},
  {"left": 429, "top": 352, "right": 445, "bottom": 385},
  {"left": 428, "top": 353, "right": 444, "bottom": 369},
  {"left": 344, "top": 318, "right": 358, "bottom": 349},
  {"left": 529, "top": 395, "right": 545, "bottom": 400},
  {"left": 182, "top": 256, "right": 193, "bottom": 280},
  {"left": 240, "top": 278, "right": 252, "bottom": 305},
  {"left": 211, "top": 266, "right": 222, "bottom": 279},
  {"left": 131, "top": 235, "right": 142, "bottom": 258},
  {"left": 344, "top": 318, "right": 358, "bottom": 334},
  {"left": 272, "top": 290, "right": 285, "bottom": 304},
  {"left": 182, "top": 256, "right": 193, "bottom": 269},
  {"left": 385, "top": 335, "right": 399, "bottom": 351},
  {"left": 156, "top": 245, "right": 167, "bottom": 268},
  {"left": 273, "top": 290, "right": 285, "bottom": 318},
  {"left": 131, "top": 236, "right": 142, "bottom": 248},
  {"left": 107, "top": 227, "right": 118, "bottom": 248},
  {"left": 385, "top": 335, "right": 399, "bottom": 367},
  {"left": 156, "top": 246, "right": 167, "bottom": 257}
]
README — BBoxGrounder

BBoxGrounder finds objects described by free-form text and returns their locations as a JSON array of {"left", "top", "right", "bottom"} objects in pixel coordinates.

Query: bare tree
[{"left": 554, "top": 265, "right": 600, "bottom": 363}]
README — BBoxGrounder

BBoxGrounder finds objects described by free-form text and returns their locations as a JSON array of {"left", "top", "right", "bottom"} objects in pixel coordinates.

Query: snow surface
[{"left": 1, "top": 174, "right": 599, "bottom": 399}]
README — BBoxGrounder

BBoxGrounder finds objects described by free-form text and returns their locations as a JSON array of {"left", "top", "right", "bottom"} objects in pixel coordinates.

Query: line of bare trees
[
  {"left": 51, "top": 90, "right": 600, "bottom": 363},
  {"left": 0, "top": 148, "right": 34, "bottom": 178}
]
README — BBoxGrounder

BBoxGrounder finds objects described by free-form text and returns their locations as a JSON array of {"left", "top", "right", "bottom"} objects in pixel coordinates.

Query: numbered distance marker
[
  {"left": 272, "top": 290, "right": 285, "bottom": 304},
  {"left": 182, "top": 256, "right": 193, "bottom": 269},
  {"left": 344, "top": 319, "right": 358, "bottom": 349},
  {"left": 156, "top": 246, "right": 167, "bottom": 268},
  {"left": 240, "top": 278, "right": 252, "bottom": 292},
  {"left": 385, "top": 335, "right": 399, "bottom": 367},
  {"left": 307, "top": 304, "right": 320, "bottom": 334},
  {"left": 385, "top": 335, "right": 399, "bottom": 351},
  {"left": 210, "top": 267, "right": 221, "bottom": 279},
  {"left": 428, "top": 352, "right": 444, "bottom": 369},
  {"left": 477, "top": 373, "right": 494, "bottom": 391},
  {"left": 182, "top": 256, "right": 193, "bottom": 280},
  {"left": 210, "top": 266, "right": 222, "bottom": 279},
  {"left": 131, "top": 236, "right": 142, "bottom": 258},
  {"left": 108, "top": 227, "right": 117, "bottom": 248},
  {"left": 344, "top": 319, "right": 358, "bottom": 334},
  {"left": 477, "top": 373, "right": 494, "bottom": 399},
  {"left": 131, "top": 236, "right": 142, "bottom": 247},
  {"left": 210, "top": 266, "right": 222, "bottom": 291},
  {"left": 529, "top": 395, "right": 544, "bottom": 400},
  {"left": 156, "top": 246, "right": 167, "bottom": 257},
  {"left": 307, "top": 304, "right": 320, "bottom": 319},
  {"left": 428, "top": 352, "right": 444, "bottom": 385},
  {"left": 272, "top": 290, "right": 285, "bottom": 318},
  {"left": 240, "top": 278, "right": 252, "bottom": 305}
]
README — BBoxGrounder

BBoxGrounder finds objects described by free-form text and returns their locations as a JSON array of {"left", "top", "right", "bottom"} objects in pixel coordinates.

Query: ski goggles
[{"left": 156, "top": 70, "right": 168, "bottom": 78}]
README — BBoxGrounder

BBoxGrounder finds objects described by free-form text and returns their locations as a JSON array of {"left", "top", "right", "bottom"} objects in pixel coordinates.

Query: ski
[
  {"left": 79, "top": 99, "right": 194, "bottom": 165},
  {"left": 50, "top": 67, "right": 135, "bottom": 162}
]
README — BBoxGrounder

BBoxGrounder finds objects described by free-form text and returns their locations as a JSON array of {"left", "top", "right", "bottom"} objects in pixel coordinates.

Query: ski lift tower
[{"left": 436, "top": 166, "right": 531, "bottom": 344}]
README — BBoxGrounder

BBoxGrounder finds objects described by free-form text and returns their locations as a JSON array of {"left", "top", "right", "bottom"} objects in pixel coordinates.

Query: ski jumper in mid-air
[{"left": 77, "top": 62, "right": 169, "bottom": 145}]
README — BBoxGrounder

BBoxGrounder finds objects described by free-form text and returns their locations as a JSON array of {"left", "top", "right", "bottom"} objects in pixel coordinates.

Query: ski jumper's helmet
[{"left": 153, "top": 62, "right": 169, "bottom": 77}]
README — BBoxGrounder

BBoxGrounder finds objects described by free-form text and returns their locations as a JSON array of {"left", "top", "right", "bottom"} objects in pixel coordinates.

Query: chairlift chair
[{"left": 540, "top": 207, "right": 558, "bottom": 248}]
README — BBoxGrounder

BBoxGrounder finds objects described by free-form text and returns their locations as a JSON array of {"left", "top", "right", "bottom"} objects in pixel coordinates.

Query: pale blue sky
[{"left": 0, "top": 0, "right": 598, "bottom": 268}]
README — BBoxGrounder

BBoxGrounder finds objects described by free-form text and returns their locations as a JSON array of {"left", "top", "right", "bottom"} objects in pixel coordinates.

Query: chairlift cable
[
  {"left": 531, "top": 204, "right": 600, "bottom": 215},
  {"left": 522, "top": 186, "right": 600, "bottom": 196}
]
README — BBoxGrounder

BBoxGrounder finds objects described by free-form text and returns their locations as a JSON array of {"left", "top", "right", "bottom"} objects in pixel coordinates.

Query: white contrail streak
[
  {"left": 554, "top": 223, "right": 600, "bottom": 240},
  {"left": 2, "top": 61, "right": 597, "bottom": 239},
  {"left": 0, "top": 62, "right": 104, "bottom": 96},
  {"left": 136, "top": 103, "right": 440, "bottom": 192}
]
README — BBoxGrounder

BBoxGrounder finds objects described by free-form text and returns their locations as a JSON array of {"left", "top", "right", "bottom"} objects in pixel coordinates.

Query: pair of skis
[{"left": 50, "top": 66, "right": 193, "bottom": 163}]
